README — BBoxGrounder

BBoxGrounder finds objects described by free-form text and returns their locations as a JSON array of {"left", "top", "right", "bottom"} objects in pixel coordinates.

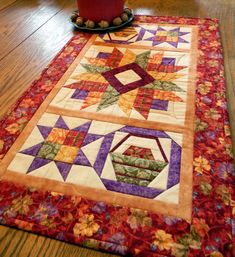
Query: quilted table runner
[{"left": 0, "top": 16, "right": 234, "bottom": 257}]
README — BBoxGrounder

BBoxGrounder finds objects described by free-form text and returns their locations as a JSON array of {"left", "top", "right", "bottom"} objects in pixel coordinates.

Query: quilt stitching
[
  {"left": 51, "top": 45, "right": 188, "bottom": 124},
  {"left": 8, "top": 114, "right": 182, "bottom": 200},
  {"left": 0, "top": 16, "right": 233, "bottom": 257},
  {"left": 97, "top": 24, "right": 192, "bottom": 49}
]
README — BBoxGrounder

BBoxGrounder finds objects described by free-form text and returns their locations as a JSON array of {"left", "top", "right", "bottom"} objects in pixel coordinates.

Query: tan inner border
[
  {"left": 0, "top": 26, "right": 198, "bottom": 222},
  {"left": 133, "top": 22, "right": 199, "bottom": 28},
  {"left": 93, "top": 41, "right": 191, "bottom": 53},
  {"left": 47, "top": 106, "right": 185, "bottom": 133}
]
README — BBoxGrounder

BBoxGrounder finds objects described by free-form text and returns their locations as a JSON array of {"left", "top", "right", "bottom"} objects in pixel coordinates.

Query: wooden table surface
[{"left": 0, "top": 0, "right": 234, "bottom": 256}]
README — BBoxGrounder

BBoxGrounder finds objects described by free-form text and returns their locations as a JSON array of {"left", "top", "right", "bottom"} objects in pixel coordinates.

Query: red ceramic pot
[{"left": 77, "top": 0, "right": 124, "bottom": 23}]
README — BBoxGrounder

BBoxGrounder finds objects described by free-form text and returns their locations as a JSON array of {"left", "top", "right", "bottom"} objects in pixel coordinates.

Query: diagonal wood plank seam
[
  {"left": 0, "top": 0, "right": 18, "bottom": 11},
  {"left": 0, "top": 1, "right": 76, "bottom": 115},
  {"left": 0, "top": 4, "right": 67, "bottom": 62}
]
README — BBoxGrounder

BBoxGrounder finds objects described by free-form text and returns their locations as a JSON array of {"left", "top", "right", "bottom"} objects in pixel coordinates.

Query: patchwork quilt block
[
  {"left": 96, "top": 24, "right": 192, "bottom": 49},
  {"left": 50, "top": 45, "right": 190, "bottom": 125},
  {"left": 0, "top": 16, "right": 234, "bottom": 257},
  {"left": 8, "top": 113, "right": 183, "bottom": 203}
]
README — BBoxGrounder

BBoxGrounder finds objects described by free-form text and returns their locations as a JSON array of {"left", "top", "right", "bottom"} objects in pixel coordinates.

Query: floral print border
[{"left": 0, "top": 15, "right": 234, "bottom": 257}]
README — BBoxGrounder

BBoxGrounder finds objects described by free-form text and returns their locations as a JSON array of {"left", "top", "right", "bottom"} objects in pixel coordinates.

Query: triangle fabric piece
[
  {"left": 73, "top": 121, "right": 91, "bottom": 133},
  {"left": 54, "top": 161, "right": 72, "bottom": 181},
  {"left": 74, "top": 149, "right": 91, "bottom": 167},
  {"left": 27, "top": 157, "right": 51, "bottom": 173},
  {"left": 20, "top": 143, "right": 43, "bottom": 156},
  {"left": 82, "top": 134, "right": 103, "bottom": 147},
  {"left": 37, "top": 125, "right": 52, "bottom": 139},
  {"left": 55, "top": 116, "right": 69, "bottom": 130}
]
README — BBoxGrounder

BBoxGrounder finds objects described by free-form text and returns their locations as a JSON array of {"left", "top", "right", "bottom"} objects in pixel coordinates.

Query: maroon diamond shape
[{"left": 102, "top": 63, "right": 154, "bottom": 94}]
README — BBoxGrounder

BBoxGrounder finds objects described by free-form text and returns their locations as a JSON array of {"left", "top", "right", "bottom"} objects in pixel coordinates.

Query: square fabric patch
[{"left": 102, "top": 62, "right": 155, "bottom": 94}]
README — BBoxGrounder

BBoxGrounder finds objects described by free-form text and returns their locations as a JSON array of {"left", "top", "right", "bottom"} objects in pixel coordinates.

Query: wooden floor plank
[
  {"left": 0, "top": 1, "right": 77, "bottom": 117},
  {"left": 0, "top": 0, "right": 71, "bottom": 61},
  {"left": 0, "top": 225, "right": 119, "bottom": 257},
  {"left": 0, "top": 0, "right": 17, "bottom": 11}
]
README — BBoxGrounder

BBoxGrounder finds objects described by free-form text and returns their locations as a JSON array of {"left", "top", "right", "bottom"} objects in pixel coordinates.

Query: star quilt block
[
  {"left": 50, "top": 45, "right": 191, "bottom": 125},
  {"left": 96, "top": 24, "right": 192, "bottom": 49}
]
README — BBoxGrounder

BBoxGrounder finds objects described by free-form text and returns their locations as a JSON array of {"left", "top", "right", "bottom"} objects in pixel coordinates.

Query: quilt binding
[{"left": 0, "top": 15, "right": 234, "bottom": 257}]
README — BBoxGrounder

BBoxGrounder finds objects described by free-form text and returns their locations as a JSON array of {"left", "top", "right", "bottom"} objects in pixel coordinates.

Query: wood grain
[
  {"left": 0, "top": 0, "right": 17, "bottom": 11},
  {"left": 0, "top": 1, "right": 77, "bottom": 117},
  {"left": 0, "top": 0, "right": 234, "bottom": 256},
  {"left": 0, "top": 0, "right": 72, "bottom": 61},
  {"left": 0, "top": 225, "right": 118, "bottom": 257}
]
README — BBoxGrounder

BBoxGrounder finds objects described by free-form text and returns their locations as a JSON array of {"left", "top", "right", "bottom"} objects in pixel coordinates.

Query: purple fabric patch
[
  {"left": 101, "top": 178, "right": 163, "bottom": 198},
  {"left": 74, "top": 150, "right": 91, "bottom": 166},
  {"left": 151, "top": 99, "right": 169, "bottom": 111},
  {"left": 27, "top": 157, "right": 51, "bottom": 173},
  {"left": 97, "top": 52, "right": 111, "bottom": 59},
  {"left": 82, "top": 134, "right": 103, "bottom": 147},
  {"left": 119, "top": 126, "right": 169, "bottom": 139},
  {"left": 178, "top": 37, "right": 189, "bottom": 44},
  {"left": 164, "top": 41, "right": 178, "bottom": 48},
  {"left": 73, "top": 121, "right": 91, "bottom": 132},
  {"left": 161, "top": 57, "right": 176, "bottom": 66},
  {"left": 37, "top": 125, "right": 52, "bottom": 139},
  {"left": 71, "top": 89, "right": 88, "bottom": 100},
  {"left": 55, "top": 116, "right": 69, "bottom": 130},
  {"left": 135, "top": 27, "right": 146, "bottom": 42},
  {"left": 55, "top": 161, "right": 72, "bottom": 181},
  {"left": 93, "top": 133, "right": 115, "bottom": 176},
  {"left": 167, "top": 141, "right": 181, "bottom": 188},
  {"left": 102, "top": 63, "right": 154, "bottom": 94},
  {"left": 20, "top": 143, "right": 43, "bottom": 156}
]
